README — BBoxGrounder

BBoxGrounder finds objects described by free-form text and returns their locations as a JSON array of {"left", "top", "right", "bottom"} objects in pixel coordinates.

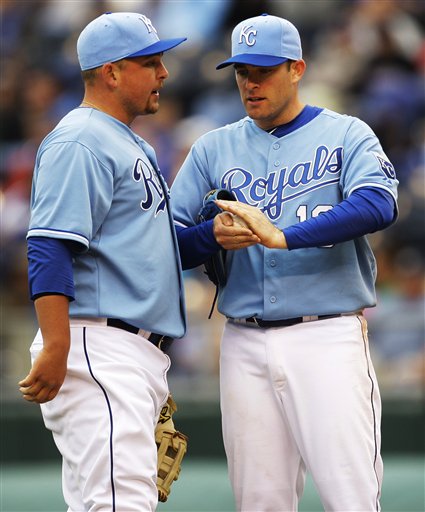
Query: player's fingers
[
  {"left": 18, "top": 374, "right": 32, "bottom": 387},
  {"left": 214, "top": 227, "right": 255, "bottom": 245},
  {"left": 19, "top": 382, "right": 41, "bottom": 398},
  {"left": 220, "top": 234, "right": 260, "bottom": 250},
  {"left": 20, "top": 388, "right": 39, "bottom": 402},
  {"left": 228, "top": 240, "right": 259, "bottom": 250},
  {"left": 216, "top": 201, "right": 260, "bottom": 228},
  {"left": 19, "top": 374, "right": 48, "bottom": 396},
  {"left": 36, "top": 388, "right": 59, "bottom": 404},
  {"left": 21, "top": 383, "right": 59, "bottom": 404},
  {"left": 218, "top": 212, "right": 234, "bottom": 227},
  {"left": 216, "top": 199, "right": 252, "bottom": 213}
]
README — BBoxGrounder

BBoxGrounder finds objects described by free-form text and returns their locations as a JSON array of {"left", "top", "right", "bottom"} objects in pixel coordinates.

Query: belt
[
  {"left": 230, "top": 314, "right": 346, "bottom": 328},
  {"left": 106, "top": 318, "right": 174, "bottom": 353}
]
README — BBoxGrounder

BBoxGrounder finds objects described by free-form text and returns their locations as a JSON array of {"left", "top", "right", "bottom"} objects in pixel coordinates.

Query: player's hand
[
  {"left": 18, "top": 345, "right": 68, "bottom": 404},
  {"left": 19, "top": 348, "right": 67, "bottom": 403},
  {"left": 215, "top": 200, "right": 287, "bottom": 249},
  {"left": 213, "top": 211, "right": 261, "bottom": 250}
]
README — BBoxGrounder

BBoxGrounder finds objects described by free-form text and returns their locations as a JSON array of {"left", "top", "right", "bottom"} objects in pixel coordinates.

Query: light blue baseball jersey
[
  {"left": 28, "top": 107, "right": 186, "bottom": 338},
  {"left": 171, "top": 108, "right": 398, "bottom": 320}
]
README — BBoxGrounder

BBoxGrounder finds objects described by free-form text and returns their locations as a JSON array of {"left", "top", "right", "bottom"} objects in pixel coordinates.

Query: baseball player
[
  {"left": 18, "top": 12, "right": 187, "bottom": 511},
  {"left": 171, "top": 14, "right": 398, "bottom": 512}
]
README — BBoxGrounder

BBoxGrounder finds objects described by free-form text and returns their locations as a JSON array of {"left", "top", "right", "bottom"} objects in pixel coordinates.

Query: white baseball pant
[
  {"left": 30, "top": 319, "right": 170, "bottom": 511},
  {"left": 220, "top": 314, "right": 383, "bottom": 512}
]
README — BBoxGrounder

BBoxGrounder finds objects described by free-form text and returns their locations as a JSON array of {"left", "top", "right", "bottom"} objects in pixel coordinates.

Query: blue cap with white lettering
[
  {"left": 77, "top": 12, "right": 187, "bottom": 71},
  {"left": 216, "top": 14, "right": 302, "bottom": 69}
]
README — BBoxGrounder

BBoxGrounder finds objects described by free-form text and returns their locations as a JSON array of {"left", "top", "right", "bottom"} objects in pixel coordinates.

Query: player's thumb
[
  {"left": 220, "top": 212, "right": 234, "bottom": 226},
  {"left": 18, "top": 374, "right": 32, "bottom": 387}
]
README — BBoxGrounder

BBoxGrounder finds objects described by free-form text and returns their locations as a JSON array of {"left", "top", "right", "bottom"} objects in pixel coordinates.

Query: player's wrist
[
  {"left": 273, "top": 228, "right": 287, "bottom": 249},
  {"left": 262, "top": 227, "right": 286, "bottom": 249}
]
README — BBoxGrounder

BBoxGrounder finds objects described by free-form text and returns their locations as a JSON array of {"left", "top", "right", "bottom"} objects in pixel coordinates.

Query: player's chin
[
  {"left": 244, "top": 101, "right": 265, "bottom": 117},
  {"left": 146, "top": 94, "right": 159, "bottom": 114},
  {"left": 144, "top": 99, "right": 160, "bottom": 115}
]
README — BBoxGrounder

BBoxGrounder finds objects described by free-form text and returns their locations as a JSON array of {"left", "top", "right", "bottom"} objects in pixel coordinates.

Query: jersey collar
[{"left": 266, "top": 105, "right": 323, "bottom": 138}]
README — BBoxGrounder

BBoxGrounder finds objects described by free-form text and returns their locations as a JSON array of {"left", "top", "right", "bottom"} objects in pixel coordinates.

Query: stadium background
[{"left": 1, "top": 0, "right": 424, "bottom": 510}]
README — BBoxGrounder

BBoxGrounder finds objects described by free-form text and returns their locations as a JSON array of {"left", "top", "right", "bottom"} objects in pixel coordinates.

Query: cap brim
[
  {"left": 216, "top": 54, "right": 288, "bottom": 70},
  {"left": 128, "top": 37, "right": 187, "bottom": 58}
]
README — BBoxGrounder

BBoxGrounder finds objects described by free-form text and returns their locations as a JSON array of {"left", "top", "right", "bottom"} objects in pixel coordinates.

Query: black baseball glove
[{"left": 197, "top": 189, "right": 236, "bottom": 316}]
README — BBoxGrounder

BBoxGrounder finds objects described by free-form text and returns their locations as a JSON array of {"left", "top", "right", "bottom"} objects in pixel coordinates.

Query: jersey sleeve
[
  {"left": 340, "top": 118, "right": 399, "bottom": 204},
  {"left": 171, "top": 141, "right": 214, "bottom": 226},
  {"left": 28, "top": 141, "right": 114, "bottom": 247},
  {"left": 27, "top": 237, "right": 75, "bottom": 301}
]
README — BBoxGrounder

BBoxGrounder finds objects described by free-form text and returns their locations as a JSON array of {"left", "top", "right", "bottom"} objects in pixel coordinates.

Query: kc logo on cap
[
  {"left": 216, "top": 13, "right": 302, "bottom": 69},
  {"left": 139, "top": 14, "right": 156, "bottom": 34},
  {"left": 239, "top": 25, "right": 257, "bottom": 47}
]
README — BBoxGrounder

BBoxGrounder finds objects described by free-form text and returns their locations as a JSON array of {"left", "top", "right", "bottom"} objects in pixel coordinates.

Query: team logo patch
[
  {"left": 133, "top": 158, "right": 166, "bottom": 216},
  {"left": 239, "top": 25, "right": 257, "bottom": 46},
  {"left": 374, "top": 153, "right": 396, "bottom": 179},
  {"left": 138, "top": 14, "right": 157, "bottom": 34}
]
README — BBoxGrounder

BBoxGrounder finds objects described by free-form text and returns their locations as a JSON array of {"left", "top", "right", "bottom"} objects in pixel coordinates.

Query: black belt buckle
[{"left": 148, "top": 332, "right": 174, "bottom": 353}]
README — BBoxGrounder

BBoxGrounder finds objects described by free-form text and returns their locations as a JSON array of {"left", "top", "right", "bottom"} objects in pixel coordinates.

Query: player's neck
[
  {"left": 81, "top": 100, "right": 102, "bottom": 110},
  {"left": 80, "top": 96, "right": 134, "bottom": 126},
  {"left": 256, "top": 101, "right": 306, "bottom": 132}
]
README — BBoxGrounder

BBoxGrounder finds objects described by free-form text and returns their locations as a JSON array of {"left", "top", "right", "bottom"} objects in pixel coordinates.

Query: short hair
[
  {"left": 81, "top": 60, "right": 126, "bottom": 85},
  {"left": 81, "top": 67, "right": 99, "bottom": 85}
]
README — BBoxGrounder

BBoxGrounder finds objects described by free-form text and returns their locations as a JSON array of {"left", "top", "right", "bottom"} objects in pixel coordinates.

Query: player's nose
[
  {"left": 244, "top": 74, "right": 259, "bottom": 89},
  {"left": 158, "top": 60, "right": 169, "bottom": 80}
]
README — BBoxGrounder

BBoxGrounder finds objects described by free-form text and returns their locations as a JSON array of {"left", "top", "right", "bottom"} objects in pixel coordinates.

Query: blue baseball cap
[
  {"left": 77, "top": 12, "right": 187, "bottom": 71},
  {"left": 216, "top": 13, "right": 302, "bottom": 70}
]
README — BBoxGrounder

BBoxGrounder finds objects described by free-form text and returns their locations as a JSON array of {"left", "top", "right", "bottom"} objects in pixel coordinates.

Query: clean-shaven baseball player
[
  {"left": 19, "top": 12, "right": 187, "bottom": 511},
  {"left": 171, "top": 14, "right": 398, "bottom": 512}
]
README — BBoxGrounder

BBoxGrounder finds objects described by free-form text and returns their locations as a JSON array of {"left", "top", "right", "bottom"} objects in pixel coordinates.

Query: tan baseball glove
[{"left": 155, "top": 394, "right": 188, "bottom": 502}]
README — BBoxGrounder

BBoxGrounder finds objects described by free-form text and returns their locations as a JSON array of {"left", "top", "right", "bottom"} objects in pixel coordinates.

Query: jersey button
[
  {"left": 274, "top": 161, "right": 280, "bottom": 167},
  {"left": 270, "top": 296, "right": 277, "bottom": 303},
  {"left": 273, "top": 143, "right": 280, "bottom": 150},
  {"left": 270, "top": 259, "right": 276, "bottom": 267}
]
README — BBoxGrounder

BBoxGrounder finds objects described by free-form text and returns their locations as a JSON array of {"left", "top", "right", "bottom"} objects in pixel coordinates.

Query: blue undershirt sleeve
[
  {"left": 175, "top": 219, "right": 222, "bottom": 270},
  {"left": 27, "top": 237, "right": 75, "bottom": 301},
  {"left": 284, "top": 187, "right": 397, "bottom": 250}
]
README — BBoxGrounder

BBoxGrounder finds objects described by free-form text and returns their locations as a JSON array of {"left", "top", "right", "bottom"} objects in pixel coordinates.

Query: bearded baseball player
[
  {"left": 19, "top": 12, "right": 188, "bottom": 511},
  {"left": 171, "top": 14, "right": 399, "bottom": 512}
]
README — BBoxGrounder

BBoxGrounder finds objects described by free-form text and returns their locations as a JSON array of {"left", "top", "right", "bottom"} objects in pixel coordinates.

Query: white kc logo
[
  {"left": 139, "top": 14, "right": 157, "bottom": 34},
  {"left": 239, "top": 25, "right": 257, "bottom": 46}
]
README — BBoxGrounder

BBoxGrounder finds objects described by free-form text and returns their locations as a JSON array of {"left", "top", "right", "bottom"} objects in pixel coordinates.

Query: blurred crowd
[{"left": 1, "top": 0, "right": 424, "bottom": 401}]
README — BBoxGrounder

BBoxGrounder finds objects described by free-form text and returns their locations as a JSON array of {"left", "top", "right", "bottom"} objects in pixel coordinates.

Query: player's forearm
[
  {"left": 175, "top": 220, "right": 222, "bottom": 269},
  {"left": 284, "top": 187, "right": 396, "bottom": 249},
  {"left": 34, "top": 295, "right": 71, "bottom": 359},
  {"left": 19, "top": 294, "right": 70, "bottom": 403}
]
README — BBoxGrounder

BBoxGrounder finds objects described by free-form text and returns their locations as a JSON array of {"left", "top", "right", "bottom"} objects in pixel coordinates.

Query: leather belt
[
  {"left": 231, "top": 314, "right": 345, "bottom": 328},
  {"left": 106, "top": 318, "right": 174, "bottom": 353}
]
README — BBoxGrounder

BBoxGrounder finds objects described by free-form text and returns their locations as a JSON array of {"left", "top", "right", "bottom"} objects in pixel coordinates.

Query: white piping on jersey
[
  {"left": 173, "top": 219, "right": 189, "bottom": 228},
  {"left": 349, "top": 183, "right": 398, "bottom": 204},
  {"left": 27, "top": 228, "right": 89, "bottom": 247}
]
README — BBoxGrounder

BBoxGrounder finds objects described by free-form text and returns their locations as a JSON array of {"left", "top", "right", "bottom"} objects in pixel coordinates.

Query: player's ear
[
  {"left": 100, "top": 62, "right": 120, "bottom": 88},
  {"left": 291, "top": 59, "right": 306, "bottom": 83}
]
